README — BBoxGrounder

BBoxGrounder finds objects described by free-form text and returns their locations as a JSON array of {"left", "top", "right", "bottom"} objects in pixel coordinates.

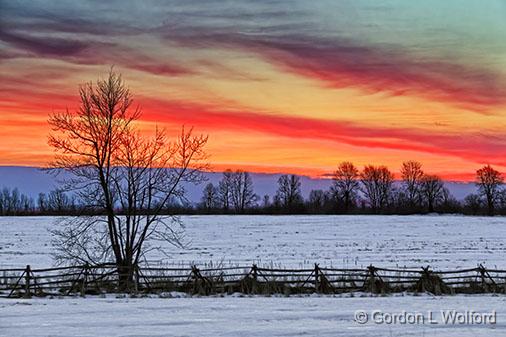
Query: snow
[
  {"left": 0, "top": 215, "right": 505, "bottom": 270},
  {"left": 1, "top": 294, "right": 506, "bottom": 336}
]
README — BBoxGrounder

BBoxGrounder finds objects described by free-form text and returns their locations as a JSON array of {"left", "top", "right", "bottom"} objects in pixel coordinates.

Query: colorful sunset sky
[{"left": 1, "top": 1, "right": 506, "bottom": 180}]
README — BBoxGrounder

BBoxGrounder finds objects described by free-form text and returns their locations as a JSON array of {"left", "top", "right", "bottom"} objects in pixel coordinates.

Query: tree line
[
  {"left": 1, "top": 161, "right": 503, "bottom": 216},
  {"left": 0, "top": 187, "right": 78, "bottom": 215},
  {"left": 198, "top": 161, "right": 504, "bottom": 216}
]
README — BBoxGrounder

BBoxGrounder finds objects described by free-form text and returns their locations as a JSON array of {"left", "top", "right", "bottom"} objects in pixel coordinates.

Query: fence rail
[{"left": 1, "top": 263, "right": 505, "bottom": 298}]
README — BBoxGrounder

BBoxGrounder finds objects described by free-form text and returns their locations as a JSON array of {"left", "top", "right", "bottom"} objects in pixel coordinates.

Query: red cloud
[{"left": 138, "top": 97, "right": 506, "bottom": 167}]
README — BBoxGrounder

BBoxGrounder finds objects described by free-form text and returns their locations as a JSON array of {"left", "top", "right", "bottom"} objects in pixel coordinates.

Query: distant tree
[
  {"left": 200, "top": 183, "right": 219, "bottom": 212},
  {"left": 262, "top": 194, "right": 271, "bottom": 208},
  {"left": 0, "top": 187, "right": 32, "bottom": 215},
  {"left": 438, "top": 188, "right": 461, "bottom": 213},
  {"left": 20, "top": 194, "right": 34, "bottom": 213},
  {"left": 4, "top": 187, "right": 20, "bottom": 214},
  {"left": 275, "top": 174, "right": 303, "bottom": 211},
  {"left": 464, "top": 194, "right": 482, "bottom": 215},
  {"left": 10, "top": 188, "right": 20, "bottom": 212},
  {"left": 496, "top": 189, "right": 506, "bottom": 213},
  {"left": 37, "top": 192, "right": 48, "bottom": 213},
  {"left": 218, "top": 170, "right": 233, "bottom": 211},
  {"left": 360, "top": 165, "right": 394, "bottom": 212},
  {"left": 420, "top": 174, "right": 445, "bottom": 212},
  {"left": 48, "top": 70, "right": 208, "bottom": 289},
  {"left": 476, "top": 165, "right": 503, "bottom": 215},
  {"left": 230, "top": 171, "right": 257, "bottom": 212},
  {"left": 0, "top": 188, "right": 6, "bottom": 215},
  {"left": 331, "top": 162, "right": 359, "bottom": 212},
  {"left": 47, "top": 189, "right": 71, "bottom": 213},
  {"left": 308, "top": 189, "right": 326, "bottom": 213},
  {"left": 0, "top": 188, "right": 8, "bottom": 215},
  {"left": 400, "top": 161, "right": 424, "bottom": 209}
]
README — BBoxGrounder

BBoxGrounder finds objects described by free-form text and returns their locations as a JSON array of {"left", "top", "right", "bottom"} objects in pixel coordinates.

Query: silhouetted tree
[
  {"left": 360, "top": 165, "right": 394, "bottom": 213},
  {"left": 47, "top": 189, "right": 71, "bottom": 213},
  {"left": 20, "top": 194, "right": 34, "bottom": 213},
  {"left": 308, "top": 189, "right": 327, "bottom": 213},
  {"left": 401, "top": 161, "right": 424, "bottom": 209},
  {"left": 262, "top": 194, "right": 271, "bottom": 208},
  {"left": 10, "top": 188, "right": 20, "bottom": 212},
  {"left": 37, "top": 192, "right": 48, "bottom": 213},
  {"left": 230, "top": 171, "right": 257, "bottom": 212},
  {"left": 439, "top": 188, "right": 460, "bottom": 213},
  {"left": 420, "top": 174, "right": 445, "bottom": 212},
  {"left": 275, "top": 174, "right": 303, "bottom": 212},
  {"left": 0, "top": 187, "right": 32, "bottom": 215},
  {"left": 464, "top": 194, "right": 482, "bottom": 215},
  {"left": 48, "top": 70, "right": 208, "bottom": 289},
  {"left": 476, "top": 165, "right": 503, "bottom": 216},
  {"left": 331, "top": 162, "right": 359, "bottom": 212},
  {"left": 496, "top": 189, "right": 506, "bottom": 213},
  {"left": 218, "top": 170, "right": 233, "bottom": 211},
  {"left": 200, "top": 183, "right": 218, "bottom": 212}
]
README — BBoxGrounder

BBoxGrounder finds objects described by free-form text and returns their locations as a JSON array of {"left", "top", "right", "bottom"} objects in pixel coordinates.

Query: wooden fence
[{"left": 1, "top": 263, "right": 505, "bottom": 298}]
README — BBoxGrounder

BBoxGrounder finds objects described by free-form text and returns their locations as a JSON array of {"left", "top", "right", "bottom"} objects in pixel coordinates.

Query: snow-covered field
[
  {"left": 2, "top": 215, "right": 506, "bottom": 336},
  {"left": 1, "top": 294, "right": 505, "bottom": 336},
  {"left": 1, "top": 215, "right": 505, "bottom": 269}
]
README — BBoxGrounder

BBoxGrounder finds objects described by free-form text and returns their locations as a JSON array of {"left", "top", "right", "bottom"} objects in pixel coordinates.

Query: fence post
[
  {"left": 477, "top": 264, "right": 495, "bottom": 292},
  {"left": 252, "top": 264, "right": 258, "bottom": 294},
  {"left": 420, "top": 266, "right": 430, "bottom": 293},
  {"left": 192, "top": 265, "right": 201, "bottom": 294},
  {"left": 24, "top": 265, "right": 31, "bottom": 298},
  {"left": 367, "top": 265, "right": 376, "bottom": 293},
  {"left": 314, "top": 264, "right": 320, "bottom": 293}
]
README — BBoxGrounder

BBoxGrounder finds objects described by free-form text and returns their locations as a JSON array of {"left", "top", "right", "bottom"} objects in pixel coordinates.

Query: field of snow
[
  {"left": 1, "top": 294, "right": 505, "bottom": 336},
  {"left": 2, "top": 215, "right": 506, "bottom": 336},
  {"left": 1, "top": 215, "right": 506, "bottom": 270}
]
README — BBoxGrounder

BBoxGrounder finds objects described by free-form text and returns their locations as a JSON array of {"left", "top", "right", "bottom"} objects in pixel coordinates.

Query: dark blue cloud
[{"left": 1, "top": 0, "right": 505, "bottom": 110}]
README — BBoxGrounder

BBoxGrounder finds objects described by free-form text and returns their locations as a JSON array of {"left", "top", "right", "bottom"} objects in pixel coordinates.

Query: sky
[{"left": 1, "top": 0, "right": 506, "bottom": 181}]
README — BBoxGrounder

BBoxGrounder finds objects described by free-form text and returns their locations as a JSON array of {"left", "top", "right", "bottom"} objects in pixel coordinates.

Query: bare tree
[
  {"left": 200, "top": 183, "right": 218, "bottom": 211},
  {"left": 464, "top": 194, "right": 482, "bottom": 215},
  {"left": 331, "top": 161, "right": 359, "bottom": 212},
  {"left": 275, "top": 174, "right": 303, "bottom": 211},
  {"left": 360, "top": 165, "right": 394, "bottom": 212},
  {"left": 420, "top": 174, "right": 445, "bottom": 213},
  {"left": 401, "top": 161, "right": 424, "bottom": 209},
  {"left": 262, "top": 194, "right": 271, "bottom": 208},
  {"left": 476, "top": 165, "right": 503, "bottom": 215},
  {"left": 48, "top": 70, "right": 208, "bottom": 288},
  {"left": 308, "top": 189, "right": 327, "bottom": 213},
  {"left": 218, "top": 170, "right": 233, "bottom": 211},
  {"left": 0, "top": 187, "right": 31, "bottom": 215},
  {"left": 230, "top": 170, "right": 257, "bottom": 212},
  {"left": 10, "top": 188, "right": 20, "bottom": 212},
  {"left": 37, "top": 192, "right": 48, "bottom": 213},
  {"left": 0, "top": 188, "right": 11, "bottom": 215},
  {"left": 47, "top": 189, "right": 71, "bottom": 213},
  {"left": 497, "top": 189, "right": 506, "bottom": 212}
]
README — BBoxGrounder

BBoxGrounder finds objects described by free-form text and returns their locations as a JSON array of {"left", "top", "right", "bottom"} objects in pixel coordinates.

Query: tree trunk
[
  {"left": 117, "top": 262, "right": 135, "bottom": 291},
  {"left": 428, "top": 200, "right": 434, "bottom": 213},
  {"left": 344, "top": 192, "right": 350, "bottom": 213},
  {"left": 487, "top": 198, "right": 494, "bottom": 216}
]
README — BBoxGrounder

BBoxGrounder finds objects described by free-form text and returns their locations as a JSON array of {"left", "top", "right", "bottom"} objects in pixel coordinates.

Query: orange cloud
[{"left": 137, "top": 98, "right": 506, "bottom": 167}]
